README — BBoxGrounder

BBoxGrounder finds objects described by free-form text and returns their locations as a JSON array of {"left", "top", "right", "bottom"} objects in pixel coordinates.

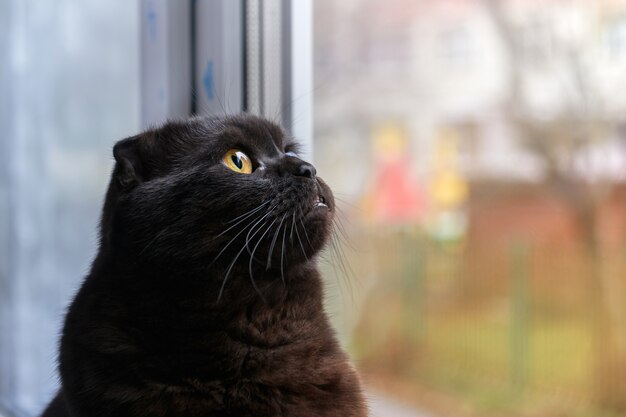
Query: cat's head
[{"left": 101, "top": 114, "right": 334, "bottom": 284}]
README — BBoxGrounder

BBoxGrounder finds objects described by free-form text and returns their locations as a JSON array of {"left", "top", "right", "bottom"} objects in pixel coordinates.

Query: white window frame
[{"left": 140, "top": 0, "right": 313, "bottom": 159}]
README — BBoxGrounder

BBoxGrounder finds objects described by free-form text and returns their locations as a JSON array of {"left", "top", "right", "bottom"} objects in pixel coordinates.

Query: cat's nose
[
  {"left": 296, "top": 163, "right": 316, "bottom": 179},
  {"left": 274, "top": 156, "right": 317, "bottom": 179}
]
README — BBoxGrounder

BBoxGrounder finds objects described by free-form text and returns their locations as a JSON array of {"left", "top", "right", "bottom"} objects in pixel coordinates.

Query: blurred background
[{"left": 2, "top": 0, "right": 626, "bottom": 416}]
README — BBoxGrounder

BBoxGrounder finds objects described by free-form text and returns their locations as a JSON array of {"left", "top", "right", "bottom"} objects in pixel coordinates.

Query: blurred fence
[{"left": 342, "top": 228, "right": 626, "bottom": 416}]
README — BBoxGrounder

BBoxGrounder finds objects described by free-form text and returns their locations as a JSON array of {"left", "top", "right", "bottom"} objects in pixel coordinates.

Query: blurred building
[{"left": 314, "top": 0, "right": 626, "bottom": 194}]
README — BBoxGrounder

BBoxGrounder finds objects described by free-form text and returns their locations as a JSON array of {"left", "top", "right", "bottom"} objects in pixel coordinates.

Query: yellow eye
[{"left": 223, "top": 149, "right": 253, "bottom": 174}]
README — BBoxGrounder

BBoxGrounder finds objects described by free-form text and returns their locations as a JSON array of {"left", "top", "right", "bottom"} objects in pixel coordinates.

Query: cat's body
[{"left": 41, "top": 115, "right": 366, "bottom": 417}]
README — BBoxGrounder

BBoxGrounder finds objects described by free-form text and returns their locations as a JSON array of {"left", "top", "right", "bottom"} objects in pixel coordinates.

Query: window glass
[
  {"left": 0, "top": 1, "right": 139, "bottom": 415},
  {"left": 314, "top": 1, "right": 626, "bottom": 416}
]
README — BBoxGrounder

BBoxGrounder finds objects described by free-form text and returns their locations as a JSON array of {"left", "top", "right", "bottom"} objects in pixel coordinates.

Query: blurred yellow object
[
  {"left": 430, "top": 128, "right": 468, "bottom": 210},
  {"left": 431, "top": 170, "right": 468, "bottom": 209}
]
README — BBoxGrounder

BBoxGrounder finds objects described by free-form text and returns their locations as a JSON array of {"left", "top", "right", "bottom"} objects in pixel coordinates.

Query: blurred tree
[{"left": 483, "top": 0, "right": 626, "bottom": 410}]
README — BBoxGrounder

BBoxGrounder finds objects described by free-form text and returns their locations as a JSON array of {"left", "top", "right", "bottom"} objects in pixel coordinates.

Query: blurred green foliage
[{"left": 324, "top": 228, "right": 626, "bottom": 417}]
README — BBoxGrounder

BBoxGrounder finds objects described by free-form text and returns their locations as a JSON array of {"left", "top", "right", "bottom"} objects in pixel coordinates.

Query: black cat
[{"left": 41, "top": 114, "right": 367, "bottom": 417}]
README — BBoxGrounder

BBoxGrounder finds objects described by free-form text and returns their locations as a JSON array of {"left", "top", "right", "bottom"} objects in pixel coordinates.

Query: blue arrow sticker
[
  {"left": 147, "top": 0, "right": 157, "bottom": 41},
  {"left": 203, "top": 60, "right": 214, "bottom": 101}
]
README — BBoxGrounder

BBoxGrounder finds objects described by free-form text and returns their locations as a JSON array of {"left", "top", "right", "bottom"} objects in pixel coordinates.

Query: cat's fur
[{"left": 41, "top": 114, "right": 366, "bottom": 417}]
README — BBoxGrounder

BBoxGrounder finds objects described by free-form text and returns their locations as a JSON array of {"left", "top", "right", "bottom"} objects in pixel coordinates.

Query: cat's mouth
[
  {"left": 303, "top": 193, "right": 329, "bottom": 223},
  {"left": 311, "top": 181, "right": 330, "bottom": 211},
  {"left": 313, "top": 195, "right": 328, "bottom": 209},
  {"left": 303, "top": 191, "right": 330, "bottom": 220},
  {"left": 304, "top": 178, "right": 333, "bottom": 219}
]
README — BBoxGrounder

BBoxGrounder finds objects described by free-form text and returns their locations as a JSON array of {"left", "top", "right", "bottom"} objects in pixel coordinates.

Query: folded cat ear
[{"left": 113, "top": 135, "right": 145, "bottom": 189}]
